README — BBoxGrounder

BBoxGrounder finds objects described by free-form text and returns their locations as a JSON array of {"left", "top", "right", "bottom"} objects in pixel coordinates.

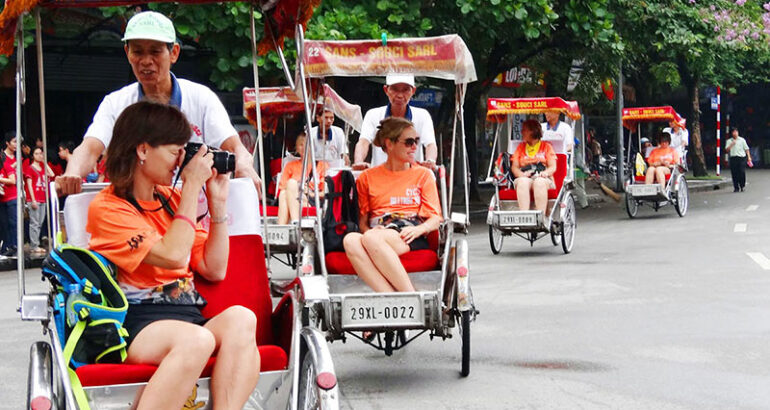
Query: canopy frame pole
[
  {"left": 447, "top": 89, "right": 459, "bottom": 214},
  {"left": 265, "top": 18, "right": 296, "bottom": 90},
  {"left": 250, "top": 5, "right": 272, "bottom": 276},
  {"left": 15, "top": 15, "right": 27, "bottom": 307},
  {"left": 485, "top": 122, "right": 500, "bottom": 180},
  {"left": 458, "top": 84, "right": 470, "bottom": 223},
  {"left": 35, "top": 9, "right": 53, "bottom": 255},
  {"left": 295, "top": 24, "right": 328, "bottom": 279}
]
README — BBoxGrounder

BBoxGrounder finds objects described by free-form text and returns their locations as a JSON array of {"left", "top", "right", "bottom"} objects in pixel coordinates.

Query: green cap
[{"left": 122, "top": 11, "right": 176, "bottom": 44}]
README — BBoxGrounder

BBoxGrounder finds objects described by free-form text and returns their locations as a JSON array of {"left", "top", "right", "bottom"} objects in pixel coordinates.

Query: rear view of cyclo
[{"left": 484, "top": 98, "right": 581, "bottom": 254}]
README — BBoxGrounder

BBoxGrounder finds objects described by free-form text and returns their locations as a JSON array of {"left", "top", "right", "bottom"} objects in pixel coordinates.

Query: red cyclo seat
[
  {"left": 261, "top": 205, "right": 317, "bottom": 217},
  {"left": 325, "top": 230, "right": 440, "bottom": 275},
  {"left": 634, "top": 173, "right": 672, "bottom": 183},
  {"left": 498, "top": 153, "right": 567, "bottom": 201},
  {"left": 76, "top": 235, "right": 290, "bottom": 387}
]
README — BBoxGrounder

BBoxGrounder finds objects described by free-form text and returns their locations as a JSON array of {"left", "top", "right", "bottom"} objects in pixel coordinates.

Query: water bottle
[{"left": 66, "top": 283, "right": 87, "bottom": 327}]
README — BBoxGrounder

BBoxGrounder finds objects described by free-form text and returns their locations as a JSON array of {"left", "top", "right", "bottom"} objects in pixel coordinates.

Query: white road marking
[
  {"left": 734, "top": 223, "right": 747, "bottom": 233},
  {"left": 746, "top": 205, "right": 759, "bottom": 211},
  {"left": 746, "top": 252, "right": 770, "bottom": 270}
]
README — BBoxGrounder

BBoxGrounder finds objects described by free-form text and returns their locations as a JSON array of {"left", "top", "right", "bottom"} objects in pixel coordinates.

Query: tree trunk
[{"left": 686, "top": 81, "right": 708, "bottom": 176}]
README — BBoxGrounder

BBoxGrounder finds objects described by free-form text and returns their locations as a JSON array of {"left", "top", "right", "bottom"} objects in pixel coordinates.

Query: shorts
[
  {"left": 408, "top": 236, "right": 430, "bottom": 251},
  {"left": 124, "top": 304, "right": 207, "bottom": 346}
]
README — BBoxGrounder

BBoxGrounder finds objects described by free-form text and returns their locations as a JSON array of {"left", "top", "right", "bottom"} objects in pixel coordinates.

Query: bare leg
[
  {"left": 126, "top": 321, "right": 217, "bottom": 410},
  {"left": 286, "top": 178, "right": 300, "bottom": 222},
  {"left": 532, "top": 177, "right": 550, "bottom": 214},
  {"left": 656, "top": 167, "right": 670, "bottom": 191},
  {"left": 277, "top": 190, "right": 289, "bottom": 225},
  {"left": 361, "top": 229, "right": 415, "bottom": 292},
  {"left": 205, "top": 306, "right": 260, "bottom": 410},
  {"left": 344, "top": 232, "right": 396, "bottom": 292},
  {"left": 515, "top": 177, "right": 533, "bottom": 210},
  {"left": 645, "top": 167, "right": 656, "bottom": 185}
]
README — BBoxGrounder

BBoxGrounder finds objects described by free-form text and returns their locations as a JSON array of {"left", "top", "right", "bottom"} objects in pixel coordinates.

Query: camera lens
[{"left": 212, "top": 151, "right": 236, "bottom": 174}]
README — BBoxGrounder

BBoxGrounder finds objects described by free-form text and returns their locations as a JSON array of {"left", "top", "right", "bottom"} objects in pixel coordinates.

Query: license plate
[
  {"left": 266, "top": 225, "right": 291, "bottom": 245},
  {"left": 500, "top": 214, "right": 536, "bottom": 226},
  {"left": 341, "top": 295, "right": 423, "bottom": 328},
  {"left": 631, "top": 184, "right": 659, "bottom": 196}
]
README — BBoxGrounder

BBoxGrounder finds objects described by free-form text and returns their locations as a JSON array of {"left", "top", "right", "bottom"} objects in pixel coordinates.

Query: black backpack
[{"left": 323, "top": 170, "right": 359, "bottom": 252}]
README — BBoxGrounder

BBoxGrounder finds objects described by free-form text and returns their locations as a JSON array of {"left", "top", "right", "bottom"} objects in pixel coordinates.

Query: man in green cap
[{"left": 56, "top": 11, "right": 261, "bottom": 194}]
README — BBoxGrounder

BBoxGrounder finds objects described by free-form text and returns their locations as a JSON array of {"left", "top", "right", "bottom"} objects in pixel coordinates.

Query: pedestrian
[
  {"left": 55, "top": 11, "right": 260, "bottom": 196},
  {"left": 24, "top": 147, "right": 53, "bottom": 255},
  {"left": 0, "top": 132, "right": 19, "bottom": 257},
  {"left": 353, "top": 73, "right": 437, "bottom": 170},
  {"left": 58, "top": 140, "right": 76, "bottom": 167},
  {"left": 725, "top": 128, "right": 753, "bottom": 192}
]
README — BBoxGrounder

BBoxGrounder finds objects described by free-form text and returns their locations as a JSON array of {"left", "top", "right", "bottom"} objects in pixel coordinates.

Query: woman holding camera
[
  {"left": 343, "top": 117, "right": 442, "bottom": 294},
  {"left": 86, "top": 101, "right": 259, "bottom": 410},
  {"left": 511, "top": 119, "right": 557, "bottom": 213}
]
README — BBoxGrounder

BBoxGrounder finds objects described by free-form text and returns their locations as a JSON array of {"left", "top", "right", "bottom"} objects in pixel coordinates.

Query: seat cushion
[
  {"left": 634, "top": 174, "right": 672, "bottom": 183},
  {"left": 325, "top": 250, "right": 439, "bottom": 275},
  {"left": 261, "top": 205, "right": 317, "bottom": 217},
  {"left": 76, "top": 345, "right": 288, "bottom": 387}
]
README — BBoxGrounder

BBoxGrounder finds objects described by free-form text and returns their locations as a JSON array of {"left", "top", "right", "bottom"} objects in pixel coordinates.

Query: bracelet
[
  {"left": 210, "top": 215, "right": 229, "bottom": 224},
  {"left": 173, "top": 214, "right": 196, "bottom": 231}
]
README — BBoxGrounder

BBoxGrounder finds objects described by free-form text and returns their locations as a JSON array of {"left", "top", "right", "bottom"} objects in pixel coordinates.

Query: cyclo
[
  {"left": 621, "top": 106, "right": 689, "bottom": 218},
  {"left": 6, "top": 0, "right": 340, "bottom": 408},
  {"left": 484, "top": 97, "right": 579, "bottom": 254},
  {"left": 242, "top": 84, "right": 363, "bottom": 269},
  {"left": 287, "top": 34, "right": 478, "bottom": 376}
]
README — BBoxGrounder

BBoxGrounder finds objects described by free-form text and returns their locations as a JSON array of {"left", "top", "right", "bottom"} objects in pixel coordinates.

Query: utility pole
[{"left": 615, "top": 65, "right": 624, "bottom": 192}]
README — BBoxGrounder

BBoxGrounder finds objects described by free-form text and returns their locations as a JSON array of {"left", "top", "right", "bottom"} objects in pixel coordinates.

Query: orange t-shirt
[
  {"left": 647, "top": 146, "right": 679, "bottom": 166},
  {"left": 511, "top": 140, "right": 557, "bottom": 168},
  {"left": 87, "top": 185, "right": 208, "bottom": 292},
  {"left": 356, "top": 165, "right": 442, "bottom": 227},
  {"left": 278, "top": 159, "right": 329, "bottom": 192}
]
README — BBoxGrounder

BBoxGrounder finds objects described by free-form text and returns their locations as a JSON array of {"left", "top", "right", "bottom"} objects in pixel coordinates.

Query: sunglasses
[{"left": 398, "top": 137, "right": 420, "bottom": 147}]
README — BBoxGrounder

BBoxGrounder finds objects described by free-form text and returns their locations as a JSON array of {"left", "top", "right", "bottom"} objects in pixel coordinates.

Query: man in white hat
[
  {"left": 56, "top": 11, "right": 260, "bottom": 194},
  {"left": 353, "top": 74, "right": 437, "bottom": 169}
]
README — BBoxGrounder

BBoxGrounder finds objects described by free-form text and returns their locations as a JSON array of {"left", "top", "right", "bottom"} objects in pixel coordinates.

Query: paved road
[{"left": 1, "top": 170, "right": 768, "bottom": 409}]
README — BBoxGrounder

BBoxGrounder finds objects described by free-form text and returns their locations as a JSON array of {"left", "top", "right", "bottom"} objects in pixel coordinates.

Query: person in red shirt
[
  {"left": 0, "top": 132, "right": 19, "bottom": 256},
  {"left": 24, "top": 147, "right": 54, "bottom": 255},
  {"left": 344, "top": 117, "right": 442, "bottom": 293},
  {"left": 276, "top": 132, "right": 328, "bottom": 224},
  {"left": 510, "top": 119, "right": 557, "bottom": 213},
  {"left": 87, "top": 101, "right": 259, "bottom": 409},
  {"left": 645, "top": 132, "right": 680, "bottom": 190}
]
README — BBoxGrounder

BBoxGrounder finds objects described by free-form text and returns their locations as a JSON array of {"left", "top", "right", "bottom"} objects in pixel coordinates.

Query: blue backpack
[{"left": 42, "top": 245, "right": 129, "bottom": 368}]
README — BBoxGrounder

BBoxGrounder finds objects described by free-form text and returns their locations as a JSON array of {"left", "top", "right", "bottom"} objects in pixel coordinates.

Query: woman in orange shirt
[
  {"left": 87, "top": 101, "right": 259, "bottom": 410},
  {"left": 511, "top": 119, "right": 557, "bottom": 213},
  {"left": 277, "top": 132, "right": 328, "bottom": 224},
  {"left": 645, "top": 132, "right": 680, "bottom": 190},
  {"left": 343, "top": 117, "right": 442, "bottom": 293}
]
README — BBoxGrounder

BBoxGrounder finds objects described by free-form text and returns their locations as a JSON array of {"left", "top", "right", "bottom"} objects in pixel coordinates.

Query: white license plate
[
  {"left": 341, "top": 295, "right": 423, "bottom": 328},
  {"left": 631, "top": 184, "right": 659, "bottom": 196},
  {"left": 266, "top": 226, "right": 291, "bottom": 245},
  {"left": 500, "top": 214, "right": 536, "bottom": 226}
]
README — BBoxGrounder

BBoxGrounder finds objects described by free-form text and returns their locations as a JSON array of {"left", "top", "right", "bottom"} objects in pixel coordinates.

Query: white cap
[
  {"left": 122, "top": 11, "right": 177, "bottom": 44},
  {"left": 385, "top": 73, "right": 415, "bottom": 87},
  {"left": 640, "top": 137, "right": 650, "bottom": 144}
]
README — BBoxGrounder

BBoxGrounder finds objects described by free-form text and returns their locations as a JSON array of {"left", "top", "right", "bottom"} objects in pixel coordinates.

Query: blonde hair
[{"left": 373, "top": 117, "right": 415, "bottom": 153}]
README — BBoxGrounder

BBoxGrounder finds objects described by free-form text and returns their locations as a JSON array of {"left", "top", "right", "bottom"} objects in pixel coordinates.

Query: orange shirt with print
[
  {"left": 356, "top": 165, "right": 442, "bottom": 226},
  {"left": 87, "top": 185, "right": 208, "bottom": 289},
  {"left": 278, "top": 159, "right": 329, "bottom": 192},
  {"left": 646, "top": 146, "right": 679, "bottom": 166},
  {"left": 511, "top": 140, "right": 557, "bottom": 168}
]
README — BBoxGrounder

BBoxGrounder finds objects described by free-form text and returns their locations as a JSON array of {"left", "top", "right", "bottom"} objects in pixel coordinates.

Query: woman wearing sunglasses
[
  {"left": 511, "top": 119, "right": 557, "bottom": 213},
  {"left": 344, "top": 117, "right": 442, "bottom": 293}
]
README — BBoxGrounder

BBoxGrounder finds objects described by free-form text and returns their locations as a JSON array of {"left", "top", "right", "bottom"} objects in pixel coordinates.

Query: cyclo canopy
[
  {"left": 621, "top": 106, "right": 685, "bottom": 130},
  {"left": 243, "top": 84, "right": 363, "bottom": 134},
  {"left": 486, "top": 97, "right": 582, "bottom": 122},
  {"left": 301, "top": 34, "right": 477, "bottom": 84}
]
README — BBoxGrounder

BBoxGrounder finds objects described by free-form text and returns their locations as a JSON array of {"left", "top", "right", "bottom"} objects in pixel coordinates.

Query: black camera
[{"left": 182, "top": 142, "right": 235, "bottom": 175}]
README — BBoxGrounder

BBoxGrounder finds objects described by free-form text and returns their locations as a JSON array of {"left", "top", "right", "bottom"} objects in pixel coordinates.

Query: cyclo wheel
[
  {"left": 297, "top": 348, "right": 319, "bottom": 410},
  {"left": 460, "top": 310, "right": 471, "bottom": 377},
  {"left": 549, "top": 220, "right": 560, "bottom": 246},
  {"left": 675, "top": 175, "right": 688, "bottom": 217},
  {"left": 488, "top": 225, "right": 503, "bottom": 254},
  {"left": 625, "top": 192, "right": 638, "bottom": 218},
  {"left": 561, "top": 194, "right": 576, "bottom": 254}
]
